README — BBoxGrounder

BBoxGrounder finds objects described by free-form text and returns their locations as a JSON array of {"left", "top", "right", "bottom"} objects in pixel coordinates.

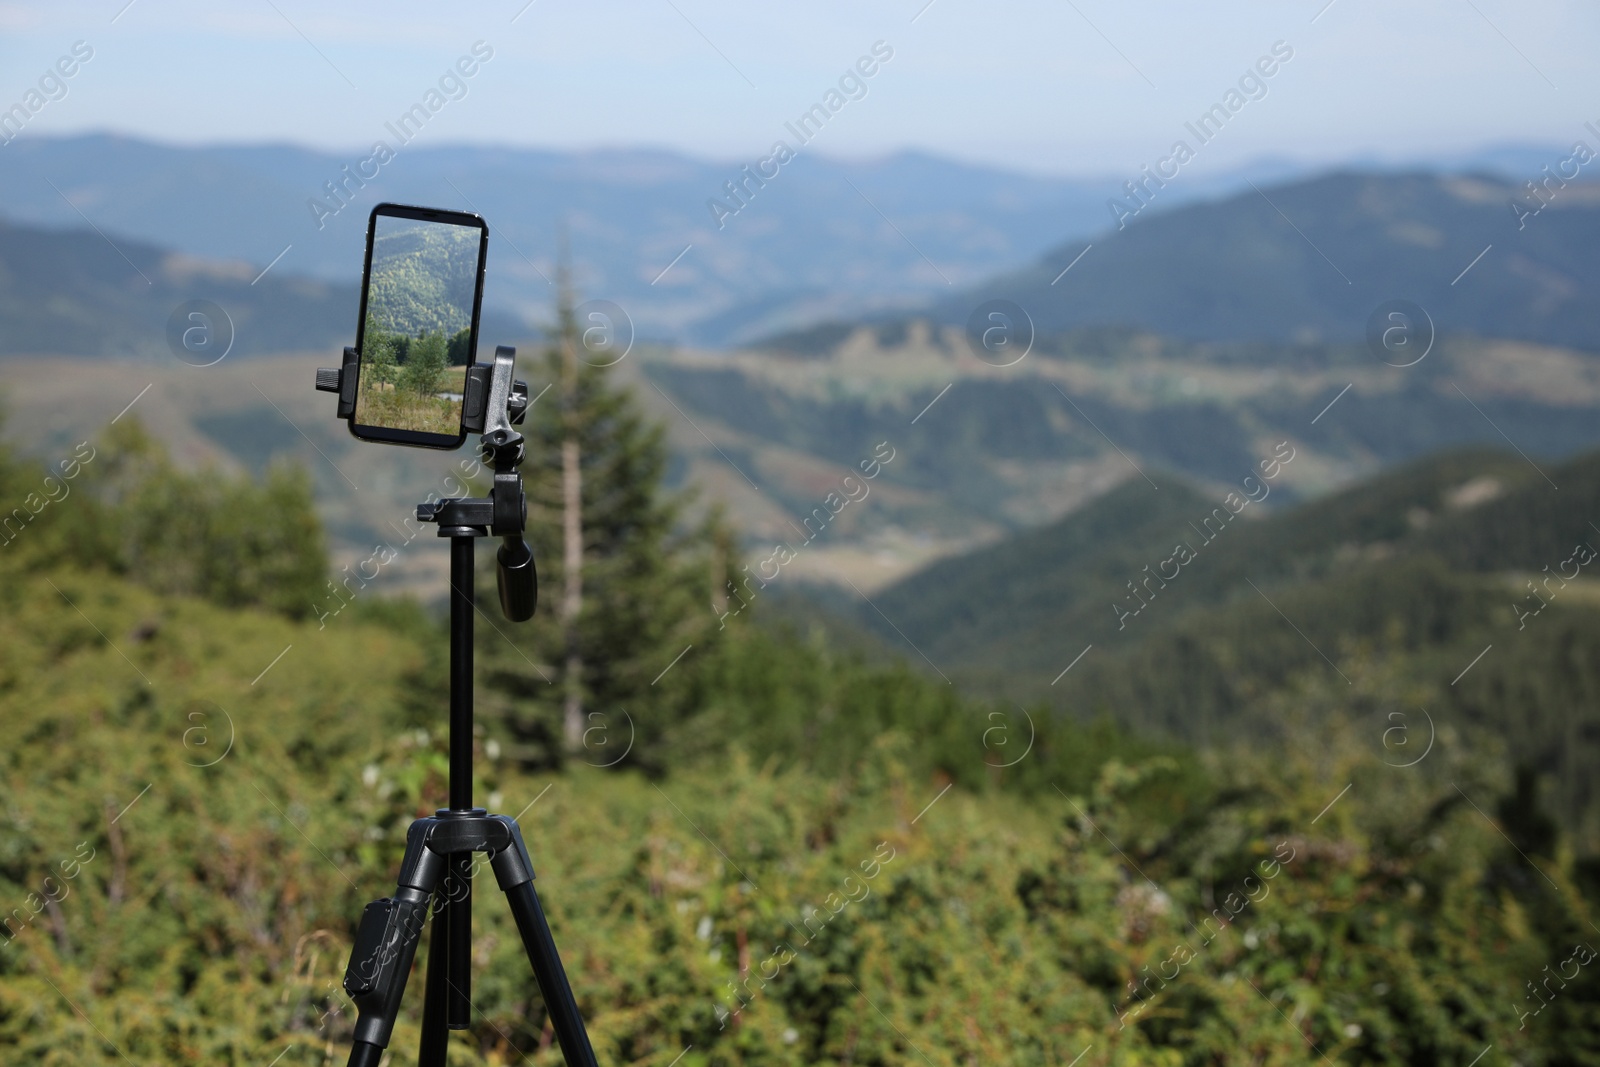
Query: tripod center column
[{"left": 448, "top": 532, "right": 476, "bottom": 810}]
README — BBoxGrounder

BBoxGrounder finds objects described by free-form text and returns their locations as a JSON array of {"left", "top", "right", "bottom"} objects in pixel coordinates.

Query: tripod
[{"left": 317, "top": 345, "right": 599, "bottom": 1067}]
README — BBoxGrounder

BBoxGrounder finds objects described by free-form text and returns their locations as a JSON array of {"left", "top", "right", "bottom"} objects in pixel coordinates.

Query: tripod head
[{"left": 316, "top": 343, "right": 538, "bottom": 621}]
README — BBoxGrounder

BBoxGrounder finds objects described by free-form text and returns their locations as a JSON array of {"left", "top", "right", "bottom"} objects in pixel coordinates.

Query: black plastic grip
[
  {"left": 497, "top": 539, "right": 537, "bottom": 622},
  {"left": 344, "top": 890, "right": 433, "bottom": 1051}
]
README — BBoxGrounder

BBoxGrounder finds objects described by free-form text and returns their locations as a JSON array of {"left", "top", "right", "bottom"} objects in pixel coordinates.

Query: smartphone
[{"left": 349, "top": 203, "right": 489, "bottom": 448}]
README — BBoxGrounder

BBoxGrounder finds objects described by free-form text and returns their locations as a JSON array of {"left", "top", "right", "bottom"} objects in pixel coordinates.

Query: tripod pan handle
[{"left": 497, "top": 538, "right": 537, "bottom": 622}]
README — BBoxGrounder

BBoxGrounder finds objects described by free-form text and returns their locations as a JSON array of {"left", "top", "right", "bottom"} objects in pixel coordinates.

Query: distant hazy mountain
[
  {"left": 0, "top": 217, "right": 353, "bottom": 357},
  {"left": 0, "top": 135, "right": 1565, "bottom": 348},
  {"left": 0, "top": 218, "right": 523, "bottom": 358},
  {"left": 930, "top": 170, "right": 1600, "bottom": 349},
  {"left": 0, "top": 135, "right": 1115, "bottom": 346}
]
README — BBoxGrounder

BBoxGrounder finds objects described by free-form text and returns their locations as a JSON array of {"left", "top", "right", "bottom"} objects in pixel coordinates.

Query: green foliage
[
  {"left": 400, "top": 330, "right": 448, "bottom": 398},
  {"left": 360, "top": 315, "right": 398, "bottom": 390},
  {"left": 447, "top": 326, "right": 473, "bottom": 367},
  {"left": 0, "top": 563, "right": 1592, "bottom": 1064},
  {"left": 9, "top": 418, "right": 325, "bottom": 618},
  {"left": 657, "top": 618, "right": 1204, "bottom": 814}
]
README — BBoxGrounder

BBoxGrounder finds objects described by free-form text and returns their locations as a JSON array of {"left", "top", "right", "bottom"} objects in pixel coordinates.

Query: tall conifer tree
[{"left": 479, "top": 274, "right": 723, "bottom": 769}]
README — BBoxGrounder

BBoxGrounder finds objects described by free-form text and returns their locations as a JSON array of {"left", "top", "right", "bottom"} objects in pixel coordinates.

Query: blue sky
[{"left": 0, "top": 0, "right": 1596, "bottom": 176}]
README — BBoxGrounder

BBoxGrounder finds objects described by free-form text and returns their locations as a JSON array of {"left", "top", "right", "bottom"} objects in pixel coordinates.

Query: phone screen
[{"left": 352, "top": 205, "right": 488, "bottom": 448}]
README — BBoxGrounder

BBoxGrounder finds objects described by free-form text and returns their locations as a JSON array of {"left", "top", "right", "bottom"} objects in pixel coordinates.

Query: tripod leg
[
  {"left": 344, "top": 820, "right": 447, "bottom": 1067},
  {"left": 343, "top": 885, "right": 433, "bottom": 1066},
  {"left": 485, "top": 815, "right": 599, "bottom": 1067},
  {"left": 505, "top": 881, "right": 599, "bottom": 1067}
]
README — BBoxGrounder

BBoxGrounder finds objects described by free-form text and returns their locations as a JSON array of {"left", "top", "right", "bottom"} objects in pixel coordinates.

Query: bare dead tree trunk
[
  {"left": 558, "top": 257, "right": 585, "bottom": 753},
  {"left": 43, "top": 891, "right": 71, "bottom": 959},
  {"left": 104, "top": 796, "right": 127, "bottom": 905},
  {"left": 710, "top": 521, "right": 729, "bottom": 616}
]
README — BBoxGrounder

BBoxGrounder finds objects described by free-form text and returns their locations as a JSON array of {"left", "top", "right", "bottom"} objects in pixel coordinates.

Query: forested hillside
[{"left": 859, "top": 446, "right": 1600, "bottom": 854}]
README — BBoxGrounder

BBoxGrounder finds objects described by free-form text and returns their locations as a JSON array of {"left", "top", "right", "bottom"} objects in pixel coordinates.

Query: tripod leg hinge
[
  {"left": 398, "top": 819, "right": 446, "bottom": 892},
  {"left": 394, "top": 813, "right": 538, "bottom": 892},
  {"left": 487, "top": 815, "right": 536, "bottom": 889}
]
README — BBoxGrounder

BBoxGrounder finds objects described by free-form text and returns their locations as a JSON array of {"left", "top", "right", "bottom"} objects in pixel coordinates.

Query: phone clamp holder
[{"left": 314, "top": 345, "right": 597, "bottom": 1067}]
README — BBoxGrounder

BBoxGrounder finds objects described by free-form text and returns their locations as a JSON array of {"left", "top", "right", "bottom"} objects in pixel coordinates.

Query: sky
[{"left": 0, "top": 0, "right": 1596, "bottom": 178}]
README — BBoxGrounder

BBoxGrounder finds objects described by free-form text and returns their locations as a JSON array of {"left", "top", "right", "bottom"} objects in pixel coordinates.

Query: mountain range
[
  {"left": 927, "top": 170, "right": 1600, "bottom": 349},
  {"left": 0, "top": 216, "right": 523, "bottom": 359},
  {"left": 0, "top": 134, "right": 1123, "bottom": 346},
  {"left": 8, "top": 141, "right": 1600, "bottom": 621},
  {"left": 0, "top": 216, "right": 353, "bottom": 358},
  {"left": 0, "top": 134, "right": 1587, "bottom": 348}
]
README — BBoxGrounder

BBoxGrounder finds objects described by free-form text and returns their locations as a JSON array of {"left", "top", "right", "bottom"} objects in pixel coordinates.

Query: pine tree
[
  {"left": 478, "top": 276, "right": 722, "bottom": 770},
  {"left": 446, "top": 326, "right": 473, "bottom": 367}
]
